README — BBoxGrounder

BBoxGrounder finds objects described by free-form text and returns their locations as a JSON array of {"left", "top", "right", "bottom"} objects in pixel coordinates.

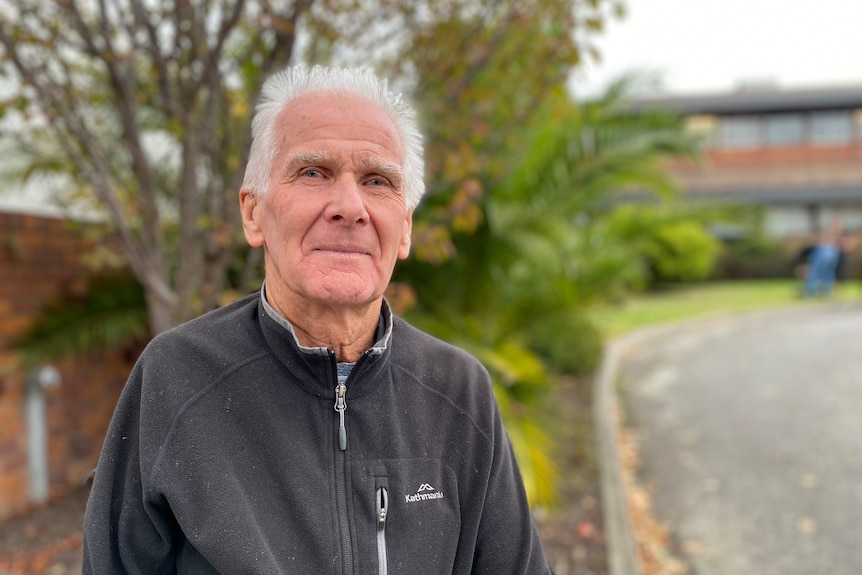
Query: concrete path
[{"left": 618, "top": 304, "right": 862, "bottom": 575}]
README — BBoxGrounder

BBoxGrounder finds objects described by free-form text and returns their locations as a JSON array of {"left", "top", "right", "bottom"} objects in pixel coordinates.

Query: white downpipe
[{"left": 25, "top": 365, "right": 61, "bottom": 504}]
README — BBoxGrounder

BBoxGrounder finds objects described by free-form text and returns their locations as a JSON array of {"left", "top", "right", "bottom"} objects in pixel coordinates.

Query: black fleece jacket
[{"left": 82, "top": 293, "right": 552, "bottom": 574}]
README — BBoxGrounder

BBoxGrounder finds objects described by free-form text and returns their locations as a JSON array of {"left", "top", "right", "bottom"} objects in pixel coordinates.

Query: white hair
[{"left": 242, "top": 65, "right": 425, "bottom": 210}]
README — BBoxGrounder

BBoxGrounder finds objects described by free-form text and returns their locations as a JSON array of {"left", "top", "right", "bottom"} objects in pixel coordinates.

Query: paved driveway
[{"left": 619, "top": 304, "right": 862, "bottom": 575}]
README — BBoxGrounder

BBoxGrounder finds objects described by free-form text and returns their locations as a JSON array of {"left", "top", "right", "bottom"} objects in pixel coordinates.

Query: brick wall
[
  {"left": 666, "top": 141, "right": 862, "bottom": 192},
  {"left": 0, "top": 212, "right": 133, "bottom": 520}
]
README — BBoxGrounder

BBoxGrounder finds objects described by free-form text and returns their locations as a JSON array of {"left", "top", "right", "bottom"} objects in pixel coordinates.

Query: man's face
[{"left": 240, "top": 91, "right": 413, "bottom": 314}]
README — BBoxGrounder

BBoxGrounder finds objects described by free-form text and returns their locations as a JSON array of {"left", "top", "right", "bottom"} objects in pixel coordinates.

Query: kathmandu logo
[{"left": 405, "top": 483, "right": 444, "bottom": 503}]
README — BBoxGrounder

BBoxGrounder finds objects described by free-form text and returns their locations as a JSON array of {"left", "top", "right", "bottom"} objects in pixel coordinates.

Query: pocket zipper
[{"left": 377, "top": 486, "right": 389, "bottom": 575}]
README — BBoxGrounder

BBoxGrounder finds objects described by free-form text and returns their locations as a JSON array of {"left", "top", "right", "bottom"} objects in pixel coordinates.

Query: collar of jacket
[{"left": 255, "top": 283, "right": 394, "bottom": 400}]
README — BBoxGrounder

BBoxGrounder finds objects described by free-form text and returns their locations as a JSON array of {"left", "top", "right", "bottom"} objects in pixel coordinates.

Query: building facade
[{"left": 636, "top": 83, "right": 862, "bottom": 238}]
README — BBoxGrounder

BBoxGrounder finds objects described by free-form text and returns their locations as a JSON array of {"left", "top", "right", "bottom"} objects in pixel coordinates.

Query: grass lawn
[{"left": 591, "top": 279, "right": 862, "bottom": 337}]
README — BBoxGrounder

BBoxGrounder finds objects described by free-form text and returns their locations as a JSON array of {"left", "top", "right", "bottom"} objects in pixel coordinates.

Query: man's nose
[{"left": 324, "top": 178, "right": 369, "bottom": 225}]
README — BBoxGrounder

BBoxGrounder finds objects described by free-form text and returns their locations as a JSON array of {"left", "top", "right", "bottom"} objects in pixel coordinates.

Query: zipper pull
[
  {"left": 377, "top": 486, "right": 389, "bottom": 575},
  {"left": 334, "top": 383, "right": 347, "bottom": 451},
  {"left": 377, "top": 486, "right": 388, "bottom": 526}
]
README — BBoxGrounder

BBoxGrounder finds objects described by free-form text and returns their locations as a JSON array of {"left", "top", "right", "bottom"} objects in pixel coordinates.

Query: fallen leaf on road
[
  {"left": 680, "top": 539, "right": 705, "bottom": 555},
  {"left": 799, "top": 474, "right": 819, "bottom": 489},
  {"left": 797, "top": 518, "right": 817, "bottom": 534},
  {"left": 577, "top": 520, "right": 596, "bottom": 540}
]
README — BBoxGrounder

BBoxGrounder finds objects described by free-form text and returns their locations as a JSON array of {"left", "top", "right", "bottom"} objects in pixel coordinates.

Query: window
[
  {"left": 810, "top": 111, "right": 853, "bottom": 144},
  {"left": 765, "top": 113, "right": 804, "bottom": 146},
  {"left": 720, "top": 116, "right": 759, "bottom": 148},
  {"left": 686, "top": 115, "right": 719, "bottom": 147}
]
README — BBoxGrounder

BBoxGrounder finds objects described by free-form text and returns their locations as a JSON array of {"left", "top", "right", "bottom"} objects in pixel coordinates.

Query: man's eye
[
  {"left": 301, "top": 168, "right": 322, "bottom": 178},
  {"left": 366, "top": 177, "right": 388, "bottom": 187}
]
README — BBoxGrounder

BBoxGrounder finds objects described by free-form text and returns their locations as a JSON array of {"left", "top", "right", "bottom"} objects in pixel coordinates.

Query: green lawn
[{"left": 591, "top": 279, "right": 862, "bottom": 338}]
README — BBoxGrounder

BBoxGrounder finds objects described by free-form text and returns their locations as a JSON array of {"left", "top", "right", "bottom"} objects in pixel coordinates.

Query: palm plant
[
  {"left": 397, "top": 79, "right": 702, "bottom": 506},
  {"left": 10, "top": 272, "right": 148, "bottom": 371}
]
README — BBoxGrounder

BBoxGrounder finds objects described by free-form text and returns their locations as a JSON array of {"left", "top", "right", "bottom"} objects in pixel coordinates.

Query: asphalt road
[{"left": 618, "top": 303, "right": 862, "bottom": 575}]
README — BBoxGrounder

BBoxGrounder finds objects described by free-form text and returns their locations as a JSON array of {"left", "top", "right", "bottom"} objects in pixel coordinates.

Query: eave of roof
[{"left": 632, "top": 84, "right": 862, "bottom": 115}]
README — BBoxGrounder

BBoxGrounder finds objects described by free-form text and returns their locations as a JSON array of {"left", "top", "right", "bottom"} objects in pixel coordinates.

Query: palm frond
[{"left": 12, "top": 272, "right": 148, "bottom": 370}]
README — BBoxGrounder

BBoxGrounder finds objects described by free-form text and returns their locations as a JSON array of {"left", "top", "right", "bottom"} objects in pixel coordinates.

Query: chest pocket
[{"left": 351, "top": 458, "right": 461, "bottom": 574}]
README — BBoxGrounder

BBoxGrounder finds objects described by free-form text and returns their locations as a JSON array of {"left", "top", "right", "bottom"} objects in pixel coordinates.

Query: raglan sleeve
[
  {"left": 82, "top": 355, "right": 179, "bottom": 574},
  {"left": 472, "top": 392, "right": 555, "bottom": 574}
]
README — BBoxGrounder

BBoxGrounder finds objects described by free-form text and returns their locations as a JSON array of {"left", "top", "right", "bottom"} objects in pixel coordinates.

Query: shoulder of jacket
[
  {"left": 390, "top": 316, "right": 498, "bottom": 427},
  {"left": 143, "top": 293, "right": 261, "bottom": 357},
  {"left": 134, "top": 293, "right": 269, "bottom": 402},
  {"left": 391, "top": 316, "right": 484, "bottom": 369}
]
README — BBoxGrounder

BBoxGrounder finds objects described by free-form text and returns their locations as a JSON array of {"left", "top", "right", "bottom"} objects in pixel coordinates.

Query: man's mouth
[{"left": 314, "top": 245, "right": 370, "bottom": 256}]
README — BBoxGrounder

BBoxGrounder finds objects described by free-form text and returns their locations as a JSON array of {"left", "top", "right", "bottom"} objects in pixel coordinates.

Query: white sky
[{"left": 572, "top": 0, "right": 862, "bottom": 97}]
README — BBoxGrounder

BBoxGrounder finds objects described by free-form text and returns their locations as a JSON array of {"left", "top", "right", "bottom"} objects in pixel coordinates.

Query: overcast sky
[{"left": 571, "top": 0, "right": 862, "bottom": 97}]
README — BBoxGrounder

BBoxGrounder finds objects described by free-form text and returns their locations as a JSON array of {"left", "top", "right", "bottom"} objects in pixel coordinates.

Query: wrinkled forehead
[{"left": 277, "top": 90, "right": 403, "bottom": 156}]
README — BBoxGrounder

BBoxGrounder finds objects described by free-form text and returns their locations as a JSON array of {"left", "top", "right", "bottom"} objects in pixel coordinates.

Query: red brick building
[
  {"left": 636, "top": 83, "right": 862, "bottom": 238},
  {"left": 0, "top": 211, "right": 132, "bottom": 520}
]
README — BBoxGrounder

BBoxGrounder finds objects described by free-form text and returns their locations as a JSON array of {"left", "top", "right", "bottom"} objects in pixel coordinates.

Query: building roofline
[{"left": 632, "top": 84, "right": 862, "bottom": 115}]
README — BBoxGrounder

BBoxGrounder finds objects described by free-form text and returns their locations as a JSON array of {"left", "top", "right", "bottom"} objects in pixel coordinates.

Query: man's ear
[
  {"left": 397, "top": 210, "right": 413, "bottom": 260},
  {"left": 239, "top": 188, "right": 265, "bottom": 248}
]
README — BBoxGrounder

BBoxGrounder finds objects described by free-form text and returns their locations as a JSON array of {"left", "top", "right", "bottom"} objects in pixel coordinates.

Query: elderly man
[{"left": 83, "top": 65, "right": 552, "bottom": 574}]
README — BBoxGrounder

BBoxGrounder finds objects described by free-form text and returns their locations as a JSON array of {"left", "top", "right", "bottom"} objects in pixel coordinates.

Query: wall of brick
[
  {"left": 0, "top": 212, "right": 133, "bottom": 520},
  {"left": 704, "top": 140, "right": 862, "bottom": 168}
]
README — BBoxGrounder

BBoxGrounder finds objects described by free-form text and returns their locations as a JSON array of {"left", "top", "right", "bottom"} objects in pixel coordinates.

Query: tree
[
  {"left": 387, "top": 0, "right": 625, "bottom": 264},
  {"left": 0, "top": 0, "right": 311, "bottom": 334},
  {"left": 0, "top": 0, "right": 624, "bottom": 336}
]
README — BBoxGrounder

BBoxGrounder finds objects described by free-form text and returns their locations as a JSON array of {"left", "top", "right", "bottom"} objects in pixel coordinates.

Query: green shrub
[
  {"left": 606, "top": 204, "right": 721, "bottom": 288},
  {"left": 527, "top": 310, "right": 604, "bottom": 375},
  {"left": 644, "top": 220, "right": 721, "bottom": 283},
  {"left": 713, "top": 237, "right": 795, "bottom": 279}
]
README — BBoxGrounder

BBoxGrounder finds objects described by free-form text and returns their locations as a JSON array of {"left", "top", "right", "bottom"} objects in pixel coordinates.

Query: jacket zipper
[
  {"left": 331, "top": 349, "right": 371, "bottom": 574},
  {"left": 335, "top": 382, "right": 348, "bottom": 450},
  {"left": 331, "top": 350, "right": 353, "bottom": 574},
  {"left": 376, "top": 486, "right": 389, "bottom": 575}
]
